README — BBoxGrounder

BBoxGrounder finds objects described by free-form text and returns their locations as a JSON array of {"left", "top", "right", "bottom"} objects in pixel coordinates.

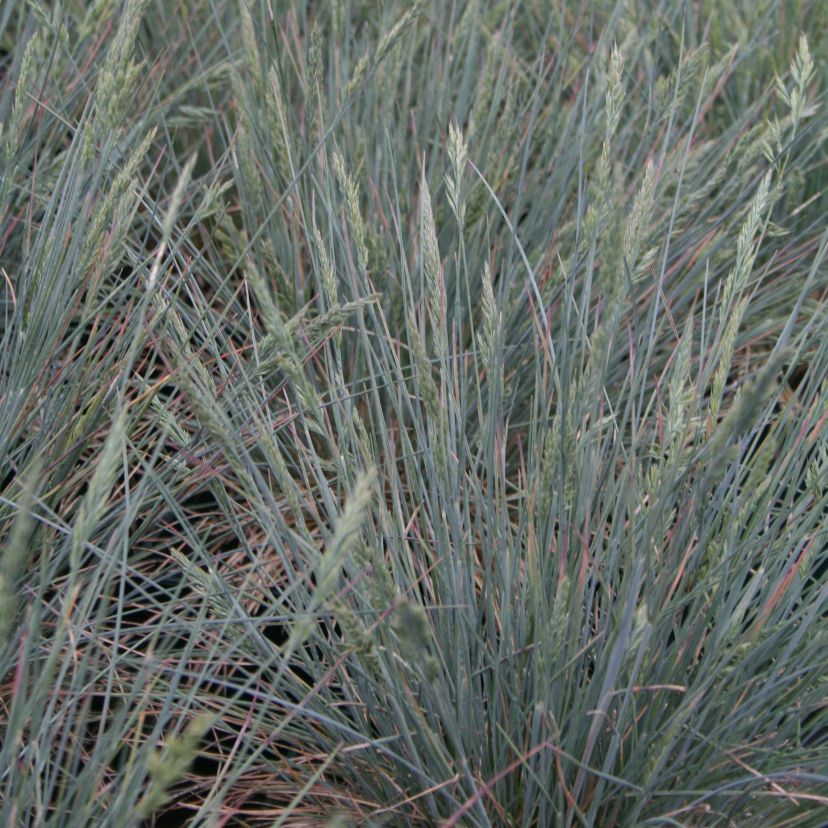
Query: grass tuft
[{"left": 1, "top": 1, "right": 826, "bottom": 825}]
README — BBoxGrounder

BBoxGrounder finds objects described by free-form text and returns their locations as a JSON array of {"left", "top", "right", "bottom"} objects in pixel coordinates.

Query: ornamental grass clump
[{"left": 0, "top": 1, "right": 826, "bottom": 825}]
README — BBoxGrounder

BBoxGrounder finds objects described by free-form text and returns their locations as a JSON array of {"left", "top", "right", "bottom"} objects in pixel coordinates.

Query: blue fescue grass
[{"left": 1, "top": 0, "right": 827, "bottom": 825}]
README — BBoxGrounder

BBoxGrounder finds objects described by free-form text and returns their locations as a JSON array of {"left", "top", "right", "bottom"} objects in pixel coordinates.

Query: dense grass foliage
[{"left": 1, "top": 0, "right": 827, "bottom": 825}]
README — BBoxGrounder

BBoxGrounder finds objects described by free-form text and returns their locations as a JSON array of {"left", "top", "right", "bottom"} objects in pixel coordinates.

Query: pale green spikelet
[
  {"left": 744, "top": 432, "right": 778, "bottom": 499},
  {"left": 237, "top": 0, "right": 262, "bottom": 88},
  {"left": 335, "top": 601, "right": 380, "bottom": 673},
  {"left": 343, "top": 0, "right": 425, "bottom": 99},
  {"left": 583, "top": 312, "right": 616, "bottom": 415},
  {"left": 161, "top": 154, "right": 196, "bottom": 244},
  {"left": 631, "top": 599, "right": 654, "bottom": 648},
  {"left": 235, "top": 117, "right": 265, "bottom": 214},
  {"left": 624, "top": 160, "right": 657, "bottom": 286},
  {"left": 562, "top": 422, "right": 578, "bottom": 512},
  {"left": 538, "top": 409, "right": 578, "bottom": 516},
  {"left": 257, "top": 296, "right": 379, "bottom": 376},
  {"left": 480, "top": 261, "right": 499, "bottom": 381},
  {"left": 312, "top": 219, "right": 338, "bottom": 311},
  {"left": 144, "top": 154, "right": 196, "bottom": 291},
  {"left": 81, "top": 127, "right": 157, "bottom": 276},
  {"left": 353, "top": 543, "right": 396, "bottom": 611},
  {"left": 3, "top": 33, "right": 38, "bottom": 155},
  {"left": 247, "top": 261, "right": 323, "bottom": 424},
  {"left": 375, "top": 0, "right": 425, "bottom": 65},
  {"left": 261, "top": 237, "right": 295, "bottom": 308},
  {"left": 654, "top": 43, "right": 710, "bottom": 124},
  {"left": 0, "top": 461, "right": 42, "bottom": 641},
  {"left": 265, "top": 63, "right": 292, "bottom": 182},
  {"left": 136, "top": 714, "right": 214, "bottom": 819},
  {"left": 445, "top": 121, "right": 468, "bottom": 227},
  {"left": 71, "top": 411, "right": 126, "bottom": 569},
  {"left": 294, "top": 303, "right": 346, "bottom": 343},
  {"left": 768, "top": 35, "right": 817, "bottom": 173},
  {"left": 255, "top": 424, "right": 305, "bottom": 527},
  {"left": 593, "top": 44, "right": 625, "bottom": 214},
  {"left": 282, "top": 471, "right": 376, "bottom": 653},
  {"left": 332, "top": 149, "right": 369, "bottom": 272},
  {"left": 170, "top": 548, "right": 264, "bottom": 655},
  {"left": 308, "top": 26, "right": 324, "bottom": 141},
  {"left": 448, "top": 121, "right": 468, "bottom": 182},
  {"left": 420, "top": 173, "right": 446, "bottom": 361},
  {"left": 684, "top": 43, "right": 710, "bottom": 100},
  {"left": 65, "top": 381, "right": 121, "bottom": 450},
  {"left": 709, "top": 172, "right": 773, "bottom": 421},
  {"left": 331, "top": 146, "right": 346, "bottom": 186},
  {"left": 168, "top": 345, "right": 259, "bottom": 494},
  {"left": 409, "top": 320, "right": 439, "bottom": 421},
  {"left": 345, "top": 54, "right": 369, "bottom": 99},
  {"left": 96, "top": 0, "right": 150, "bottom": 130},
  {"left": 719, "top": 171, "right": 772, "bottom": 319},
  {"left": 708, "top": 357, "right": 783, "bottom": 463},
  {"left": 710, "top": 296, "right": 748, "bottom": 424},
  {"left": 353, "top": 410, "right": 372, "bottom": 457},
  {"left": 150, "top": 397, "right": 190, "bottom": 447},
  {"left": 588, "top": 314, "right": 610, "bottom": 373},
  {"left": 391, "top": 598, "right": 432, "bottom": 666},
  {"left": 536, "top": 573, "right": 570, "bottom": 678},
  {"left": 171, "top": 549, "right": 233, "bottom": 621},
  {"left": 159, "top": 298, "right": 216, "bottom": 398},
  {"left": 663, "top": 312, "right": 695, "bottom": 456},
  {"left": 580, "top": 203, "right": 599, "bottom": 251},
  {"left": 788, "top": 34, "right": 815, "bottom": 127},
  {"left": 805, "top": 438, "right": 827, "bottom": 500},
  {"left": 605, "top": 44, "right": 624, "bottom": 143},
  {"left": 317, "top": 469, "right": 377, "bottom": 606},
  {"left": 538, "top": 416, "right": 560, "bottom": 519}
]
